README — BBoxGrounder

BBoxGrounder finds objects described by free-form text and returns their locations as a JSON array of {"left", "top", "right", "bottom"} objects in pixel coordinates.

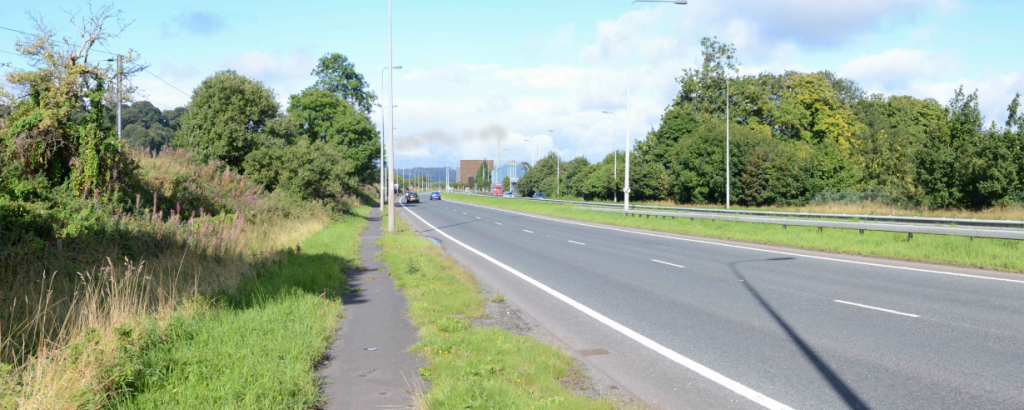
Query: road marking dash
[
  {"left": 652, "top": 259, "right": 685, "bottom": 269},
  {"left": 495, "top": 222, "right": 503, "bottom": 225},
  {"left": 834, "top": 300, "right": 919, "bottom": 318},
  {"left": 568, "top": 240, "right": 586, "bottom": 245},
  {"left": 523, "top": 230, "right": 534, "bottom": 233}
]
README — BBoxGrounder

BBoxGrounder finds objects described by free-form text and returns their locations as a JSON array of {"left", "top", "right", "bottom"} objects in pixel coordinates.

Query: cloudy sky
[{"left": 2, "top": 0, "right": 1022, "bottom": 169}]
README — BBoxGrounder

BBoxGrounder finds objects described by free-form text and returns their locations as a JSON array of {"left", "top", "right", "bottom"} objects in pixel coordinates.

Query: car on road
[
  {"left": 532, "top": 192, "right": 547, "bottom": 199},
  {"left": 503, "top": 192, "right": 514, "bottom": 198},
  {"left": 407, "top": 192, "right": 420, "bottom": 203},
  {"left": 430, "top": 191, "right": 442, "bottom": 200},
  {"left": 465, "top": 188, "right": 471, "bottom": 193}
]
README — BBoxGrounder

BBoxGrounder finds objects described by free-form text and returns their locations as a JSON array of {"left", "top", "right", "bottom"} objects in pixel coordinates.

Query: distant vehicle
[
  {"left": 465, "top": 188, "right": 471, "bottom": 193},
  {"left": 532, "top": 193, "right": 547, "bottom": 199},
  {"left": 503, "top": 192, "right": 514, "bottom": 198},
  {"left": 407, "top": 192, "right": 420, "bottom": 203},
  {"left": 430, "top": 191, "right": 441, "bottom": 200},
  {"left": 493, "top": 183, "right": 504, "bottom": 196}
]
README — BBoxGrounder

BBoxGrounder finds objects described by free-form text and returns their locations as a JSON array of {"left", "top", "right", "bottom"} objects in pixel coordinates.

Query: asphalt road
[{"left": 399, "top": 197, "right": 1024, "bottom": 410}]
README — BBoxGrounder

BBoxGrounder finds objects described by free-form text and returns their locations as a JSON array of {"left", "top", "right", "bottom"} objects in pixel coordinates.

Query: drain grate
[{"left": 578, "top": 348, "right": 610, "bottom": 357}]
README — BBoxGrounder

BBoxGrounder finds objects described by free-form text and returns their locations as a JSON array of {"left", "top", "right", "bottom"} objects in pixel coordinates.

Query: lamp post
[
  {"left": 625, "top": 0, "right": 687, "bottom": 210},
  {"left": 387, "top": 0, "right": 396, "bottom": 231},
  {"left": 726, "top": 77, "right": 731, "bottom": 209},
  {"left": 380, "top": 66, "right": 401, "bottom": 208},
  {"left": 602, "top": 111, "right": 618, "bottom": 202},
  {"left": 549, "top": 130, "right": 559, "bottom": 198}
]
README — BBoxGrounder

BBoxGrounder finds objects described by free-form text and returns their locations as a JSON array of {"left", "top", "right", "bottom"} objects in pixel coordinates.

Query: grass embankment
[
  {"left": 0, "top": 149, "right": 358, "bottom": 409},
  {"left": 107, "top": 208, "right": 366, "bottom": 409},
  {"left": 378, "top": 217, "right": 620, "bottom": 409},
  {"left": 448, "top": 194, "right": 1024, "bottom": 274}
]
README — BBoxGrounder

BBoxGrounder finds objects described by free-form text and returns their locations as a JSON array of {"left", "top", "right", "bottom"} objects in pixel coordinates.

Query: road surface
[{"left": 399, "top": 197, "right": 1024, "bottom": 410}]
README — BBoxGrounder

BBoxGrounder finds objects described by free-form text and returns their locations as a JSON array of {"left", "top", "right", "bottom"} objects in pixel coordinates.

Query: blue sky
[{"left": 3, "top": 0, "right": 1023, "bottom": 169}]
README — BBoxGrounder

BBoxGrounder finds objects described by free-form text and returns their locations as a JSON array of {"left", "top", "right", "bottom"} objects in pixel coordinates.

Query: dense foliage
[
  {"left": 520, "top": 37, "right": 1024, "bottom": 208},
  {"left": 174, "top": 70, "right": 280, "bottom": 171},
  {"left": 114, "top": 101, "right": 187, "bottom": 153}
]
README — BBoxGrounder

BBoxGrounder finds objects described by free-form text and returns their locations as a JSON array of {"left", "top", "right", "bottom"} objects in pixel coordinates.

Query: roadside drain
[
  {"left": 426, "top": 237, "right": 442, "bottom": 247},
  {"left": 578, "top": 348, "right": 610, "bottom": 357}
]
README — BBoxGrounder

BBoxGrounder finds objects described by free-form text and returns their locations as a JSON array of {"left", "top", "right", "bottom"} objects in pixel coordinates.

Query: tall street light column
[
  {"left": 726, "top": 77, "right": 731, "bottom": 209},
  {"left": 602, "top": 111, "right": 618, "bottom": 202},
  {"left": 549, "top": 130, "right": 559, "bottom": 198},
  {"left": 387, "top": 0, "right": 396, "bottom": 232},
  {"left": 626, "top": 0, "right": 687, "bottom": 210},
  {"left": 380, "top": 66, "right": 401, "bottom": 207}
]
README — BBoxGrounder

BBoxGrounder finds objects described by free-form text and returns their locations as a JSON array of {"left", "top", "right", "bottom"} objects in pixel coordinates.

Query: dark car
[
  {"left": 532, "top": 192, "right": 547, "bottom": 199},
  {"left": 407, "top": 192, "right": 420, "bottom": 203},
  {"left": 430, "top": 191, "right": 441, "bottom": 200}
]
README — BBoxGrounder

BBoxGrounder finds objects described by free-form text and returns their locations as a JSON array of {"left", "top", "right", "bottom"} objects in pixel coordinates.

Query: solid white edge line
[
  {"left": 400, "top": 202, "right": 793, "bottom": 410},
  {"left": 652, "top": 259, "right": 686, "bottom": 269},
  {"left": 449, "top": 199, "right": 1024, "bottom": 285},
  {"left": 834, "top": 300, "right": 920, "bottom": 318},
  {"left": 568, "top": 240, "right": 586, "bottom": 245},
  {"left": 523, "top": 230, "right": 534, "bottom": 233}
]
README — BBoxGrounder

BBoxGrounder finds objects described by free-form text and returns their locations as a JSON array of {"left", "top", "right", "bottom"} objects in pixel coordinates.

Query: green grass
[
  {"left": 448, "top": 195, "right": 1024, "bottom": 274},
  {"left": 378, "top": 218, "right": 621, "bottom": 409},
  {"left": 105, "top": 207, "right": 369, "bottom": 409}
]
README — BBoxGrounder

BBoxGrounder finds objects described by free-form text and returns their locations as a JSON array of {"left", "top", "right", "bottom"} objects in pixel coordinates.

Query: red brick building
[{"left": 459, "top": 159, "right": 494, "bottom": 185}]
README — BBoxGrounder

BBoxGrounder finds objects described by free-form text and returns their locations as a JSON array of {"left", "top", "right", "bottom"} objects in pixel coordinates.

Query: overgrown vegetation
[
  {"left": 378, "top": 217, "right": 621, "bottom": 409},
  {"left": 0, "top": 6, "right": 377, "bottom": 409},
  {"left": 519, "top": 37, "right": 1024, "bottom": 210},
  {"left": 447, "top": 194, "right": 1024, "bottom": 274},
  {"left": 105, "top": 211, "right": 365, "bottom": 409}
]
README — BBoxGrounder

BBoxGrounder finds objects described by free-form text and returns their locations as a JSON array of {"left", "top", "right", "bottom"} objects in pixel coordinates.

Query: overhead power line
[
  {"left": 145, "top": 69, "right": 190, "bottom": 97},
  {"left": 0, "top": 26, "right": 33, "bottom": 36}
]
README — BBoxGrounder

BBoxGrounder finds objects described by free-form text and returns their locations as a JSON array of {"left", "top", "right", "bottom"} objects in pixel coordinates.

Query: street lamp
[
  {"left": 625, "top": 0, "right": 687, "bottom": 210},
  {"left": 726, "top": 77, "right": 731, "bottom": 209},
  {"left": 602, "top": 111, "right": 618, "bottom": 202},
  {"left": 380, "top": 66, "right": 401, "bottom": 208},
  {"left": 387, "top": 0, "right": 396, "bottom": 231},
  {"left": 549, "top": 129, "right": 559, "bottom": 198}
]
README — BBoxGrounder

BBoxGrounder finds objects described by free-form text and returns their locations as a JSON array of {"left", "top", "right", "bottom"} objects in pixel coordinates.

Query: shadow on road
[{"left": 730, "top": 258, "right": 871, "bottom": 410}]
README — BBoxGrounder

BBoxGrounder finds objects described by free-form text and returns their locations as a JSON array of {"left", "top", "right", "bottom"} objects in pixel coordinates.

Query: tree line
[{"left": 519, "top": 37, "right": 1024, "bottom": 209}]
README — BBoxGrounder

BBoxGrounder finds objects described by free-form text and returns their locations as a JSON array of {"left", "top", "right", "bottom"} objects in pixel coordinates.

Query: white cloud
[{"left": 839, "top": 48, "right": 954, "bottom": 91}]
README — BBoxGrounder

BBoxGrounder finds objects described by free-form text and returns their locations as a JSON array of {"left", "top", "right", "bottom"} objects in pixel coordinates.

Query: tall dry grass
[{"left": 0, "top": 150, "right": 334, "bottom": 409}]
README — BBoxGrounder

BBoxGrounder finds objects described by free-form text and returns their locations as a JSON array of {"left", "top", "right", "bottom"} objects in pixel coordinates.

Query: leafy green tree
[
  {"left": 673, "top": 37, "right": 738, "bottom": 117},
  {"left": 309, "top": 53, "right": 378, "bottom": 113},
  {"left": 474, "top": 160, "right": 492, "bottom": 190},
  {"left": 502, "top": 176, "right": 511, "bottom": 192},
  {"left": 286, "top": 89, "right": 380, "bottom": 182},
  {"left": 1, "top": 10, "right": 139, "bottom": 200},
  {"left": 175, "top": 70, "right": 279, "bottom": 171},
  {"left": 518, "top": 152, "right": 560, "bottom": 196}
]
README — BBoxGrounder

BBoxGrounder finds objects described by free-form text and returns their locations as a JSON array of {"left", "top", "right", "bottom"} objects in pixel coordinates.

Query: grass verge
[
  {"left": 102, "top": 207, "right": 368, "bottom": 409},
  {"left": 378, "top": 216, "right": 621, "bottom": 409},
  {"left": 447, "top": 195, "right": 1024, "bottom": 274}
]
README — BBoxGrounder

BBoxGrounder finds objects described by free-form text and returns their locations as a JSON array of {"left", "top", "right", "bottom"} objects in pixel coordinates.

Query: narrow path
[{"left": 319, "top": 205, "right": 428, "bottom": 408}]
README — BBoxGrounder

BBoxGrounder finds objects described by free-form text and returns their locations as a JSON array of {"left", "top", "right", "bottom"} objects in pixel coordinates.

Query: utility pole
[{"left": 117, "top": 55, "right": 122, "bottom": 140}]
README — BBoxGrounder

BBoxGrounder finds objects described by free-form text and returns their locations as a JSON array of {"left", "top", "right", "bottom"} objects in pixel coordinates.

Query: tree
[
  {"left": 474, "top": 160, "right": 491, "bottom": 190},
  {"left": 673, "top": 37, "right": 738, "bottom": 117},
  {"left": 1, "top": 5, "right": 140, "bottom": 199},
  {"left": 174, "top": 70, "right": 279, "bottom": 171},
  {"left": 287, "top": 89, "right": 380, "bottom": 182},
  {"left": 502, "top": 176, "right": 510, "bottom": 191},
  {"left": 309, "top": 53, "right": 377, "bottom": 114}
]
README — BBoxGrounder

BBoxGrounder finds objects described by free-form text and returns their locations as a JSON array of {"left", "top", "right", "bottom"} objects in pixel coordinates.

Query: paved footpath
[{"left": 319, "top": 205, "right": 428, "bottom": 409}]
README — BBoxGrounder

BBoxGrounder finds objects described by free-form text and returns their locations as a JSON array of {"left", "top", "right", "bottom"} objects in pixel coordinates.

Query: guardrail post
[
  {"left": 908, "top": 232, "right": 913, "bottom": 241},
  {"left": 818, "top": 227, "right": 823, "bottom": 233},
  {"left": 859, "top": 229, "right": 864, "bottom": 235},
  {"left": 782, "top": 225, "right": 786, "bottom": 230}
]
